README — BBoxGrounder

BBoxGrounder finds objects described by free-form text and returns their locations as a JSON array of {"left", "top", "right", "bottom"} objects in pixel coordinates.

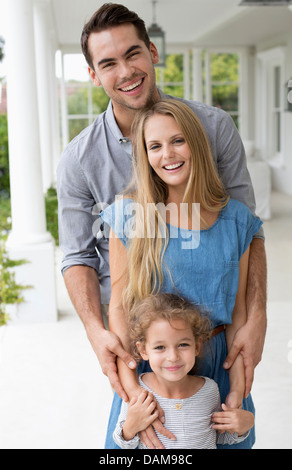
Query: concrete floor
[{"left": 0, "top": 191, "right": 291, "bottom": 449}]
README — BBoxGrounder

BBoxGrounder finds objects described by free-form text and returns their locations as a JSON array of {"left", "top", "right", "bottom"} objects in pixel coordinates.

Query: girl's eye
[
  {"left": 179, "top": 343, "right": 190, "bottom": 348},
  {"left": 154, "top": 345, "right": 165, "bottom": 351}
]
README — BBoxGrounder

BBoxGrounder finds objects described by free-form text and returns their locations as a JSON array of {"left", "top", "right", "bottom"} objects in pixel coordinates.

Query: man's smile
[{"left": 120, "top": 78, "right": 144, "bottom": 92}]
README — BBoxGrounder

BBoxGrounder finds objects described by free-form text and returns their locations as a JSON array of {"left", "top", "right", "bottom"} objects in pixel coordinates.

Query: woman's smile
[
  {"left": 144, "top": 114, "right": 191, "bottom": 196},
  {"left": 163, "top": 161, "right": 185, "bottom": 171}
]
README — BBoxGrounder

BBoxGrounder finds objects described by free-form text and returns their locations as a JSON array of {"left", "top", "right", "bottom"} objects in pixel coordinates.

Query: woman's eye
[{"left": 148, "top": 144, "right": 160, "bottom": 151}]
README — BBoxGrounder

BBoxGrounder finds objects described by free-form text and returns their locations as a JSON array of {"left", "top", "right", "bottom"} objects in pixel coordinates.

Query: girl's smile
[{"left": 137, "top": 318, "right": 200, "bottom": 393}]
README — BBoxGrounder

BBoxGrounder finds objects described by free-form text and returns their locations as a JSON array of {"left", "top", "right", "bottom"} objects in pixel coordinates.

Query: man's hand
[
  {"left": 88, "top": 327, "right": 136, "bottom": 402},
  {"left": 223, "top": 317, "right": 266, "bottom": 397}
]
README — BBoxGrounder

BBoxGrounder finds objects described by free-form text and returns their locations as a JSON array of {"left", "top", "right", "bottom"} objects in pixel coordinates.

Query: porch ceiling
[{"left": 50, "top": 0, "right": 292, "bottom": 51}]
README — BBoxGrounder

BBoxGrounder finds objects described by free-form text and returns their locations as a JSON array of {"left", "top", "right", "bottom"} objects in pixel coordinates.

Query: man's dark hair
[{"left": 81, "top": 3, "right": 150, "bottom": 70}]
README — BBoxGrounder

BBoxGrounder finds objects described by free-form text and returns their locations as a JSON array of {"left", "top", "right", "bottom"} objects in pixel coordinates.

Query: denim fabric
[
  {"left": 57, "top": 92, "right": 263, "bottom": 305},
  {"left": 101, "top": 198, "right": 262, "bottom": 449}
]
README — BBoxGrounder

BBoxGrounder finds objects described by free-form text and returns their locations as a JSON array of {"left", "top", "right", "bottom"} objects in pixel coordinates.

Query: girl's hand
[
  {"left": 211, "top": 404, "right": 254, "bottom": 436},
  {"left": 122, "top": 390, "right": 159, "bottom": 441},
  {"left": 126, "top": 388, "right": 176, "bottom": 448}
]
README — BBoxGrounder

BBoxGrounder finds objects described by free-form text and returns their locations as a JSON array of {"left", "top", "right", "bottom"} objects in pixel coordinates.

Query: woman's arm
[
  {"left": 109, "top": 230, "right": 176, "bottom": 448},
  {"left": 225, "top": 247, "right": 250, "bottom": 408},
  {"left": 108, "top": 231, "right": 141, "bottom": 399}
]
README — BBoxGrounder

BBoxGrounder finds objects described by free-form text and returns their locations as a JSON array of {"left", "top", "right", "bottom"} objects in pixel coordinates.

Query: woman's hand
[
  {"left": 223, "top": 318, "right": 265, "bottom": 398},
  {"left": 138, "top": 417, "right": 176, "bottom": 449}
]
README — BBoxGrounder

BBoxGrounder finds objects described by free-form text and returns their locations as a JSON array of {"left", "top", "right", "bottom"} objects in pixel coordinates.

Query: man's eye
[
  {"left": 129, "top": 52, "right": 139, "bottom": 58},
  {"left": 103, "top": 62, "right": 115, "bottom": 69}
]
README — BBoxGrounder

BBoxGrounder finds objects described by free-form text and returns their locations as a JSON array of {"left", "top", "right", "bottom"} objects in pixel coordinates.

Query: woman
[{"left": 100, "top": 99, "right": 262, "bottom": 449}]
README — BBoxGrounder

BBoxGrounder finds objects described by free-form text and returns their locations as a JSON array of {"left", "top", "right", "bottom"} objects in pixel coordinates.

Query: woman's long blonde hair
[{"left": 121, "top": 99, "right": 229, "bottom": 311}]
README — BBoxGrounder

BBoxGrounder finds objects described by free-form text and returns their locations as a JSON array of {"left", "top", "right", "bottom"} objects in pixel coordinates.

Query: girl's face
[
  {"left": 138, "top": 318, "right": 200, "bottom": 385},
  {"left": 144, "top": 114, "right": 192, "bottom": 198}
]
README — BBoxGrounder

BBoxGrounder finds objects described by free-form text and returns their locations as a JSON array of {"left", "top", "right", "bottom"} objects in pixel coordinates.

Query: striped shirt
[{"left": 113, "top": 375, "right": 248, "bottom": 449}]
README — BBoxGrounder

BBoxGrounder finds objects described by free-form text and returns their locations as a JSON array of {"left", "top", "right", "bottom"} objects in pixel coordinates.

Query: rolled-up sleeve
[{"left": 57, "top": 147, "right": 100, "bottom": 275}]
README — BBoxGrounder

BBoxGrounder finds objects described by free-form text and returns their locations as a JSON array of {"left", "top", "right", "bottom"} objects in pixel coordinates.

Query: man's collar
[
  {"left": 105, "top": 88, "right": 167, "bottom": 142},
  {"left": 105, "top": 101, "right": 126, "bottom": 142}
]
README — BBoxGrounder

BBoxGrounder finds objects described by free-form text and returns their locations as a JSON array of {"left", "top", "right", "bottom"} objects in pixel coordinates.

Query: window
[
  {"left": 59, "top": 54, "right": 109, "bottom": 144},
  {"left": 203, "top": 51, "right": 240, "bottom": 130},
  {"left": 273, "top": 66, "right": 281, "bottom": 154},
  {"left": 256, "top": 47, "right": 285, "bottom": 166},
  {"left": 155, "top": 53, "right": 187, "bottom": 99}
]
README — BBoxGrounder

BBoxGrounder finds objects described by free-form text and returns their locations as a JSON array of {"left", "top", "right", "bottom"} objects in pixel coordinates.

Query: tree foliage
[
  {"left": 0, "top": 114, "right": 10, "bottom": 197},
  {"left": 0, "top": 36, "right": 4, "bottom": 63},
  {"left": 210, "top": 53, "right": 239, "bottom": 115}
]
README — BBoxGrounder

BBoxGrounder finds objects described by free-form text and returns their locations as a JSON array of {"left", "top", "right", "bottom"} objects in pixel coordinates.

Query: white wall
[{"left": 256, "top": 31, "right": 292, "bottom": 196}]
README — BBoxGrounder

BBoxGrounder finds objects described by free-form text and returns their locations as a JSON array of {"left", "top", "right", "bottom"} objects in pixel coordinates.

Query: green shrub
[
  {"left": 0, "top": 114, "right": 10, "bottom": 197},
  {"left": 45, "top": 186, "right": 59, "bottom": 245},
  {"left": 0, "top": 235, "right": 32, "bottom": 326}
]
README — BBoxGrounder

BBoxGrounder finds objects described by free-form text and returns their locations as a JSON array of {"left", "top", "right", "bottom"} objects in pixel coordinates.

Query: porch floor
[{"left": 0, "top": 191, "right": 291, "bottom": 449}]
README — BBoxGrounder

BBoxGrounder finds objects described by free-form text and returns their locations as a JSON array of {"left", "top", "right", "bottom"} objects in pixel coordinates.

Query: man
[{"left": 57, "top": 3, "right": 266, "bottom": 448}]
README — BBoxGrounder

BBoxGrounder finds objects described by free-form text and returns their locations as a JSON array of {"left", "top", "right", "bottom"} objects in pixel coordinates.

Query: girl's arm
[{"left": 225, "top": 247, "right": 250, "bottom": 408}]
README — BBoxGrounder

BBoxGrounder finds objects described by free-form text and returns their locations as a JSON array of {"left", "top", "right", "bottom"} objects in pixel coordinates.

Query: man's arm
[
  {"left": 57, "top": 150, "right": 135, "bottom": 400},
  {"left": 224, "top": 238, "right": 267, "bottom": 396},
  {"left": 207, "top": 110, "right": 267, "bottom": 393},
  {"left": 64, "top": 265, "right": 136, "bottom": 401}
]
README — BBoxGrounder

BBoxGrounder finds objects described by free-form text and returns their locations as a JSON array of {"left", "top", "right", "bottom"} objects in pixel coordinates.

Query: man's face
[{"left": 88, "top": 24, "right": 160, "bottom": 114}]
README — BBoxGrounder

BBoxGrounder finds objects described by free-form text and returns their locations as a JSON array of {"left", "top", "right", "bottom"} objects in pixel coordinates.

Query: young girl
[
  {"left": 113, "top": 293, "right": 254, "bottom": 449},
  {"left": 99, "top": 99, "right": 263, "bottom": 449}
]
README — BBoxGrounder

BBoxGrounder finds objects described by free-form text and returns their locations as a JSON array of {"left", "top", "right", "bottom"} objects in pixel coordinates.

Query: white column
[
  {"left": 49, "top": 42, "right": 61, "bottom": 180},
  {"left": 192, "top": 48, "right": 203, "bottom": 102},
  {"left": 34, "top": 0, "right": 54, "bottom": 192},
  {"left": 60, "top": 52, "right": 69, "bottom": 148},
  {"left": 4, "top": 0, "right": 57, "bottom": 323}
]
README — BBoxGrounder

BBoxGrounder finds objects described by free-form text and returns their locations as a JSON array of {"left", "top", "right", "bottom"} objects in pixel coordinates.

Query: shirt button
[{"left": 175, "top": 403, "right": 182, "bottom": 410}]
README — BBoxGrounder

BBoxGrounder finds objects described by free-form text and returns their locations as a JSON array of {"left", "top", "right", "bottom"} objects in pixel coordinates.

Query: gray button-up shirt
[{"left": 57, "top": 92, "right": 263, "bottom": 303}]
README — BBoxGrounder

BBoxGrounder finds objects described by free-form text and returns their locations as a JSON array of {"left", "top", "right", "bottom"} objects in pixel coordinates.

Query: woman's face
[{"left": 144, "top": 114, "right": 192, "bottom": 198}]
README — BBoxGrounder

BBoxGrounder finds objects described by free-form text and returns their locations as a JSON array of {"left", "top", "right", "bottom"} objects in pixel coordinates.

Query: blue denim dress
[{"left": 100, "top": 198, "right": 263, "bottom": 449}]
